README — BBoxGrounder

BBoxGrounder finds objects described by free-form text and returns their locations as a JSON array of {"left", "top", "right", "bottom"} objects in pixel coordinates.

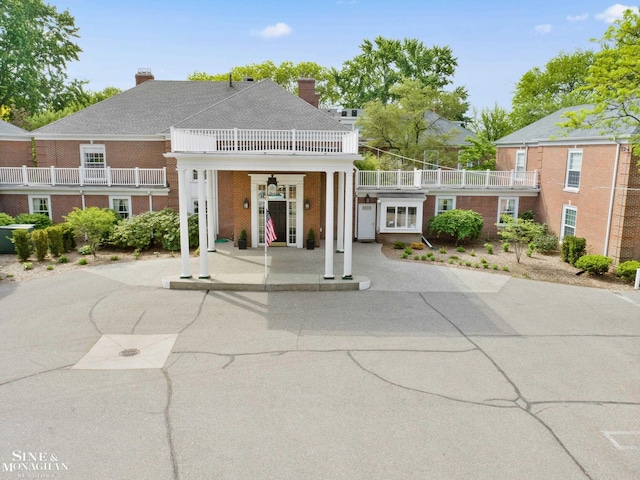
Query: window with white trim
[
  {"left": 565, "top": 150, "right": 582, "bottom": 190},
  {"left": 497, "top": 197, "right": 519, "bottom": 224},
  {"left": 435, "top": 196, "right": 456, "bottom": 215},
  {"left": 80, "top": 144, "right": 106, "bottom": 169},
  {"left": 515, "top": 150, "right": 526, "bottom": 180},
  {"left": 29, "top": 195, "right": 51, "bottom": 219},
  {"left": 378, "top": 199, "right": 424, "bottom": 233},
  {"left": 110, "top": 196, "right": 131, "bottom": 219},
  {"left": 561, "top": 205, "right": 577, "bottom": 238},
  {"left": 192, "top": 200, "right": 199, "bottom": 214}
]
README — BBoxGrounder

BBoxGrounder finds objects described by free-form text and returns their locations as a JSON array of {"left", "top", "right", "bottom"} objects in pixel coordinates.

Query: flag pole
[{"left": 264, "top": 197, "right": 268, "bottom": 279}]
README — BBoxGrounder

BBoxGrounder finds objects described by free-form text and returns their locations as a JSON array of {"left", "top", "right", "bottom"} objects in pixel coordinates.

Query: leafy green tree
[
  {"left": 458, "top": 136, "right": 496, "bottom": 170},
  {"left": 64, "top": 207, "right": 118, "bottom": 257},
  {"left": 562, "top": 10, "right": 640, "bottom": 163},
  {"left": 0, "top": 0, "right": 82, "bottom": 117},
  {"left": 496, "top": 216, "right": 545, "bottom": 263},
  {"left": 332, "top": 36, "right": 466, "bottom": 110},
  {"left": 357, "top": 79, "right": 468, "bottom": 168},
  {"left": 428, "top": 209, "right": 483, "bottom": 246},
  {"left": 189, "top": 61, "right": 339, "bottom": 106},
  {"left": 510, "top": 50, "right": 594, "bottom": 130},
  {"left": 468, "top": 104, "right": 514, "bottom": 141}
]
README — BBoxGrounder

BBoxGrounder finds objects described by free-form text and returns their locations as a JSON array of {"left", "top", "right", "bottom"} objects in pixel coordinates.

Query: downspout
[{"left": 604, "top": 141, "right": 621, "bottom": 257}]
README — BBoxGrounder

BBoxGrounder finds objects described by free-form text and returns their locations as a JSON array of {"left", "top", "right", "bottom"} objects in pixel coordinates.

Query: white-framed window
[
  {"left": 435, "top": 196, "right": 456, "bottom": 215},
  {"left": 561, "top": 205, "right": 577, "bottom": 238},
  {"left": 110, "top": 196, "right": 131, "bottom": 219},
  {"left": 80, "top": 144, "right": 107, "bottom": 183},
  {"left": 192, "top": 199, "right": 199, "bottom": 214},
  {"left": 565, "top": 150, "right": 582, "bottom": 191},
  {"left": 515, "top": 150, "right": 526, "bottom": 180},
  {"left": 497, "top": 197, "right": 519, "bottom": 224},
  {"left": 29, "top": 195, "right": 51, "bottom": 220},
  {"left": 378, "top": 199, "right": 424, "bottom": 233}
]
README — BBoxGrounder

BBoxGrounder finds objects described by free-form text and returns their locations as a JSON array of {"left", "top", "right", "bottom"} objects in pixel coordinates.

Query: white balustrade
[{"left": 0, "top": 166, "right": 166, "bottom": 187}]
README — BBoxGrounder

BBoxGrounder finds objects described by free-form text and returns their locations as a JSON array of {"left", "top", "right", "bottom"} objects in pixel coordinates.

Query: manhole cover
[{"left": 119, "top": 348, "right": 141, "bottom": 357}]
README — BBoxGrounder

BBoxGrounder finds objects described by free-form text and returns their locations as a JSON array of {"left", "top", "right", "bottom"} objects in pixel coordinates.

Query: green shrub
[
  {"left": 14, "top": 213, "right": 53, "bottom": 230},
  {"left": 496, "top": 216, "right": 545, "bottom": 263},
  {"left": 470, "top": 250, "right": 476, "bottom": 257},
  {"left": 31, "top": 229, "right": 49, "bottom": 261},
  {"left": 23, "top": 262, "right": 33, "bottom": 270},
  {"left": 502, "top": 242, "right": 510, "bottom": 252},
  {"left": 439, "top": 248, "right": 447, "bottom": 254},
  {"left": 617, "top": 260, "right": 640, "bottom": 282},
  {"left": 484, "top": 242, "right": 493, "bottom": 254},
  {"left": 483, "top": 263, "right": 489, "bottom": 268},
  {"left": 456, "top": 246, "right": 466, "bottom": 253},
  {"left": 46, "top": 265, "right": 54, "bottom": 271},
  {"left": 393, "top": 241, "right": 406, "bottom": 249},
  {"left": 413, "top": 255, "right": 420, "bottom": 260},
  {"left": 0, "top": 213, "right": 15, "bottom": 226},
  {"left": 59, "top": 222, "right": 77, "bottom": 252},
  {"left": 561, "top": 236, "right": 586, "bottom": 265},
  {"left": 77, "top": 258, "right": 87, "bottom": 265},
  {"left": 64, "top": 207, "right": 118, "bottom": 257},
  {"left": 519, "top": 209, "right": 535, "bottom": 221},
  {"left": 401, "top": 253, "right": 409, "bottom": 259},
  {"left": 526, "top": 249, "right": 533, "bottom": 258},
  {"left": 110, "top": 213, "right": 154, "bottom": 250},
  {"left": 46, "top": 226, "right": 64, "bottom": 257},
  {"left": 465, "top": 261, "right": 472, "bottom": 266},
  {"left": 449, "top": 255, "right": 459, "bottom": 260},
  {"left": 421, "top": 255, "right": 427, "bottom": 261},
  {"left": 57, "top": 255, "right": 68, "bottom": 264},
  {"left": 533, "top": 233, "right": 559, "bottom": 254},
  {"left": 11, "top": 229, "right": 32, "bottom": 262},
  {"left": 575, "top": 254, "right": 612, "bottom": 275},
  {"left": 403, "top": 247, "right": 413, "bottom": 255},
  {"left": 428, "top": 209, "right": 483, "bottom": 246},
  {"left": 78, "top": 245, "right": 92, "bottom": 255},
  {"left": 110, "top": 255, "right": 119, "bottom": 261},
  {"left": 492, "top": 264, "right": 498, "bottom": 270},
  {"left": 502, "top": 266, "right": 509, "bottom": 272}
]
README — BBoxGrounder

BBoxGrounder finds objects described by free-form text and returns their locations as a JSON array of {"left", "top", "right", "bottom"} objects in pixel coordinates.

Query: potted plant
[
  {"left": 306, "top": 228, "right": 315, "bottom": 250},
  {"left": 238, "top": 229, "right": 247, "bottom": 250}
]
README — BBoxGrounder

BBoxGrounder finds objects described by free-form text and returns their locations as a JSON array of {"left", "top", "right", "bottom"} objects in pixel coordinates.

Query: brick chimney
[
  {"left": 298, "top": 78, "right": 319, "bottom": 108},
  {"left": 135, "top": 68, "right": 154, "bottom": 85}
]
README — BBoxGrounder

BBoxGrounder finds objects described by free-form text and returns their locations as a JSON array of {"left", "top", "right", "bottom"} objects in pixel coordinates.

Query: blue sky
[{"left": 49, "top": 1, "right": 638, "bottom": 111}]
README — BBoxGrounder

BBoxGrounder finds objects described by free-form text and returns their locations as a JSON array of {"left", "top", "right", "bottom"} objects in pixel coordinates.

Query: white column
[
  {"left": 324, "top": 170, "right": 335, "bottom": 279},
  {"left": 206, "top": 169, "right": 216, "bottom": 252},
  {"left": 197, "top": 169, "right": 210, "bottom": 279},
  {"left": 337, "top": 171, "right": 345, "bottom": 253},
  {"left": 343, "top": 169, "right": 354, "bottom": 279},
  {"left": 177, "top": 168, "right": 191, "bottom": 278}
]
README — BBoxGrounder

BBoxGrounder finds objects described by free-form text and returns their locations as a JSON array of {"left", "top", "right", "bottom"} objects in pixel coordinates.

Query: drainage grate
[{"left": 119, "top": 348, "right": 141, "bottom": 357}]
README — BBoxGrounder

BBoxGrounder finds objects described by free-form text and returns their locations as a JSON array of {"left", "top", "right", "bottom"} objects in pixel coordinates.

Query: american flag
[{"left": 265, "top": 209, "right": 277, "bottom": 246}]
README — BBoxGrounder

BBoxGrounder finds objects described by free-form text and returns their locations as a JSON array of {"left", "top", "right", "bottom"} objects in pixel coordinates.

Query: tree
[
  {"left": 188, "top": 61, "right": 339, "bottom": 106},
  {"left": 510, "top": 50, "right": 594, "bottom": 130},
  {"left": 64, "top": 207, "right": 118, "bottom": 257},
  {"left": 496, "top": 216, "right": 544, "bottom": 263},
  {"left": 562, "top": 9, "right": 640, "bottom": 162},
  {"left": 0, "top": 0, "right": 82, "bottom": 117},
  {"left": 333, "top": 36, "right": 466, "bottom": 110},
  {"left": 27, "top": 87, "right": 122, "bottom": 130},
  {"left": 460, "top": 104, "right": 514, "bottom": 169},
  {"left": 357, "top": 79, "right": 468, "bottom": 168}
]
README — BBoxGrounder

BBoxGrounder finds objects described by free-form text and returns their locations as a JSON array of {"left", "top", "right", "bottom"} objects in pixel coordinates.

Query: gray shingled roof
[
  {"left": 423, "top": 111, "right": 475, "bottom": 146},
  {"left": 0, "top": 120, "right": 29, "bottom": 137},
  {"left": 34, "top": 79, "right": 346, "bottom": 136},
  {"left": 495, "top": 105, "right": 639, "bottom": 145},
  {"left": 174, "top": 80, "right": 348, "bottom": 131}
]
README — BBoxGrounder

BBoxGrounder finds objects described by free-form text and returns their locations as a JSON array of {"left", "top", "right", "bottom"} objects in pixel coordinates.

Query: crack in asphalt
[
  {"left": 162, "top": 369, "right": 179, "bottom": 480},
  {"left": 418, "top": 292, "right": 594, "bottom": 480},
  {"left": 88, "top": 294, "right": 108, "bottom": 335},
  {"left": 177, "top": 291, "right": 208, "bottom": 334},
  {"left": 131, "top": 310, "right": 145, "bottom": 334},
  {"left": 0, "top": 364, "right": 75, "bottom": 387}
]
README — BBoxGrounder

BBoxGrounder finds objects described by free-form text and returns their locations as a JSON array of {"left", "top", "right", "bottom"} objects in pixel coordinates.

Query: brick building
[{"left": 495, "top": 105, "right": 640, "bottom": 263}]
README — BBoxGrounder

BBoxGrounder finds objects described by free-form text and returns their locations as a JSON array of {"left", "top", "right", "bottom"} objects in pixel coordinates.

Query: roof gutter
[{"left": 604, "top": 141, "right": 621, "bottom": 258}]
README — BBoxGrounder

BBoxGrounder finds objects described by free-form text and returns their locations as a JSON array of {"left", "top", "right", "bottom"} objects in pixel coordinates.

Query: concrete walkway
[
  {"left": 0, "top": 242, "right": 639, "bottom": 479},
  {"left": 162, "top": 240, "right": 371, "bottom": 291}
]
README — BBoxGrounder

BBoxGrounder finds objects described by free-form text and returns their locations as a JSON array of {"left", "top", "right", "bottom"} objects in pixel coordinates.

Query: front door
[{"left": 269, "top": 201, "right": 287, "bottom": 246}]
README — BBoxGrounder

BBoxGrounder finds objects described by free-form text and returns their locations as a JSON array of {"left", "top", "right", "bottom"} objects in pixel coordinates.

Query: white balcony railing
[
  {"left": 356, "top": 169, "right": 539, "bottom": 190},
  {"left": 171, "top": 127, "right": 359, "bottom": 155},
  {"left": 0, "top": 166, "right": 167, "bottom": 187}
]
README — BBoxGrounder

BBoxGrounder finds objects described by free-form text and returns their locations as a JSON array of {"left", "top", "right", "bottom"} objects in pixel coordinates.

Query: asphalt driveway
[{"left": 1, "top": 244, "right": 639, "bottom": 479}]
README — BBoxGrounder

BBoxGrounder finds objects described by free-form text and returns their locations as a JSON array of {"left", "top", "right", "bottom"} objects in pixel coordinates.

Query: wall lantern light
[
  {"left": 365, "top": 194, "right": 371, "bottom": 203},
  {"left": 243, "top": 198, "right": 250, "bottom": 209},
  {"left": 305, "top": 199, "right": 311, "bottom": 210}
]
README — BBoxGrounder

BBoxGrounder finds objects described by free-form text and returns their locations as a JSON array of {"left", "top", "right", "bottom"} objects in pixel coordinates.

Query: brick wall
[{"left": 0, "top": 139, "right": 33, "bottom": 167}]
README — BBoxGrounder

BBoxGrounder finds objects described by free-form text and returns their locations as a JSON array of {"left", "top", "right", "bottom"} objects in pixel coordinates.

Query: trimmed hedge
[
  {"left": 561, "top": 236, "right": 586, "bottom": 266},
  {"left": 14, "top": 213, "right": 53, "bottom": 230},
  {"left": 429, "top": 209, "right": 483, "bottom": 246},
  {"left": 575, "top": 254, "right": 612, "bottom": 275},
  {"left": 32, "top": 229, "right": 49, "bottom": 261},
  {"left": 11, "top": 229, "right": 33, "bottom": 262},
  {"left": 617, "top": 260, "right": 640, "bottom": 282},
  {"left": 0, "top": 213, "right": 15, "bottom": 226}
]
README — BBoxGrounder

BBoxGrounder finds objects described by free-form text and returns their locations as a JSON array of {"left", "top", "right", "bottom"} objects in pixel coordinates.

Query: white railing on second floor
[
  {"left": 171, "top": 127, "right": 359, "bottom": 155},
  {"left": 0, "top": 166, "right": 167, "bottom": 187},
  {"left": 357, "top": 169, "right": 539, "bottom": 190}
]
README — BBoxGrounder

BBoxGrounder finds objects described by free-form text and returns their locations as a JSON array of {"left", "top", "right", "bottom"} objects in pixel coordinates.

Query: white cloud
[
  {"left": 535, "top": 24, "right": 552, "bottom": 34},
  {"left": 595, "top": 4, "right": 639, "bottom": 23},
  {"left": 567, "top": 13, "right": 589, "bottom": 22},
  {"left": 251, "top": 22, "right": 293, "bottom": 39}
]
